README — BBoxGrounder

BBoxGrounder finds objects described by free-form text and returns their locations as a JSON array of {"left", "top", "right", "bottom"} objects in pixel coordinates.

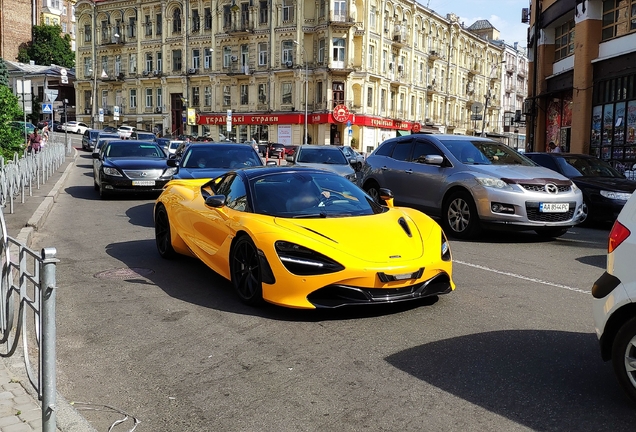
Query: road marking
[{"left": 455, "top": 260, "right": 591, "bottom": 294}]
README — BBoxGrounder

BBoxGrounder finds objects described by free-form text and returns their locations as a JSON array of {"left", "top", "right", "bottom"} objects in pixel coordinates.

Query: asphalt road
[{"left": 30, "top": 149, "right": 636, "bottom": 431}]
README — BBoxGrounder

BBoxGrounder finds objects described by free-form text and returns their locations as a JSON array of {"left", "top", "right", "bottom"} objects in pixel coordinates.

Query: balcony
[
  {"left": 505, "top": 83, "right": 516, "bottom": 93},
  {"left": 226, "top": 21, "right": 254, "bottom": 35},
  {"left": 330, "top": 13, "right": 356, "bottom": 27},
  {"left": 392, "top": 34, "right": 406, "bottom": 49},
  {"left": 428, "top": 50, "right": 445, "bottom": 62},
  {"left": 506, "top": 64, "right": 516, "bottom": 74},
  {"left": 223, "top": 63, "right": 255, "bottom": 76},
  {"left": 468, "top": 64, "right": 480, "bottom": 76}
]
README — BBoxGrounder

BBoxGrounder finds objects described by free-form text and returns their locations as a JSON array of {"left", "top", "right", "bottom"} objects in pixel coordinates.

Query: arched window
[{"left": 173, "top": 8, "right": 182, "bottom": 33}]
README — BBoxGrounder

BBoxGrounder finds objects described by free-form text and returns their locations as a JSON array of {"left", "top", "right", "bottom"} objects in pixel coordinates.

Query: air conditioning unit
[
  {"left": 231, "top": 55, "right": 238, "bottom": 62},
  {"left": 397, "top": 64, "right": 404, "bottom": 72},
  {"left": 142, "top": 70, "right": 149, "bottom": 76},
  {"left": 285, "top": 60, "right": 293, "bottom": 68},
  {"left": 427, "top": 85, "right": 433, "bottom": 90},
  {"left": 155, "top": 107, "right": 162, "bottom": 113},
  {"left": 188, "top": 68, "right": 197, "bottom": 74}
]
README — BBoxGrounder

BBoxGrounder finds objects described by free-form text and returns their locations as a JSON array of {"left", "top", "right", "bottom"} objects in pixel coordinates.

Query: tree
[
  {"left": 0, "top": 58, "right": 9, "bottom": 87},
  {"left": 0, "top": 86, "right": 27, "bottom": 159},
  {"left": 17, "top": 25, "right": 74, "bottom": 69}
]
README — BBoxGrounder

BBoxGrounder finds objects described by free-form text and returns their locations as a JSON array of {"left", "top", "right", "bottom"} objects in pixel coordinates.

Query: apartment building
[
  {"left": 0, "top": 0, "right": 33, "bottom": 61},
  {"left": 499, "top": 42, "right": 528, "bottom": 151},
  {"left": 75, "top": 0, "right": 506, "bottom": 152},
  {"left": 527, "top": 0, "right": 636, "bottom": 174},
  {"left": 40, "top": 0, "right": 78, "bottom": 51}
]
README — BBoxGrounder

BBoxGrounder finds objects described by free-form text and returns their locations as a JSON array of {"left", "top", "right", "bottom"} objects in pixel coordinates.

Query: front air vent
[{"left": 398, "top": 217, "right": 412, "bottom": 237}]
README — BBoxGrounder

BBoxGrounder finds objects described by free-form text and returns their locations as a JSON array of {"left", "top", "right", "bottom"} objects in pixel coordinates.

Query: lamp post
[
  {"left": 293, "top": 40, "right": 308, "bottom": 145},
  {"left": 91, "top": 0, "right": 97, "bottom": 129}
]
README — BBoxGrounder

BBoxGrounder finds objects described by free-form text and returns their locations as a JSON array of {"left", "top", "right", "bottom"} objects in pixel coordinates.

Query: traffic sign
[
  {"left": 114, "top": 105, "right": 120, "bottom": 120},
  {"left": 44, "top": 89, "right": 58, "bottom": 101},
  {"left": 99, "top": 108, "right": 104, "bottom": 122},
  {"left": 41, "top": 103, "right": 53, "bottom": 114}
]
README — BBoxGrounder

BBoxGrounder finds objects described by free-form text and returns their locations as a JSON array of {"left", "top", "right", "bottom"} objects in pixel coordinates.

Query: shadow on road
[
  {"left": 385, "top": 330, "right": 636, "bottom": 430},
  {"left": 104, "top": 238, "right": 441, "bottom": 322},
  {"left": 576, "top": 254, "right": 606, "bottom": 269}
]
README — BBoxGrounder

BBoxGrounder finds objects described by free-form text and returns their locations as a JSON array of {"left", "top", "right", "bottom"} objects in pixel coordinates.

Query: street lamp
[{"left": 293, "top": 40, "right": 308, "bottom": 145}]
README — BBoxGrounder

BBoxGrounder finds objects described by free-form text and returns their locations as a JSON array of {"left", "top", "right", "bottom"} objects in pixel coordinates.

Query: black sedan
[
  {"left": 93, "top": 140, "right": 175, "bottom": 199},
  {"left": 170, "top": 143, "right": 268, "bottom": 179},
  {"left": 525, "top": 152, "right": 636, "bottom": 223}
]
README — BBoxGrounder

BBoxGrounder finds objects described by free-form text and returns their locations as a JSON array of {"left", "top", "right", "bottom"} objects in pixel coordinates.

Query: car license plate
[
  {"left": 132, "top": 180, "right": 155, "bottom": 186},
  {"left": 539, "top": 203, "right": 569, "bottom": 213}
]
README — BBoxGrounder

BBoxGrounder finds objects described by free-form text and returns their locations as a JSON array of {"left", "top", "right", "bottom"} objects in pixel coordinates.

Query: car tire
[
  {"left": 98, "top": 179, "right": 109, "bottom": 200},
  {"left": 442, "top": 191, "right": 481, "bottom": 239},
  {"left": 363, "top": 181, "right": 386, "bottom": 205},
  {"left": 612, "top": 317, "right": 636, "bottom": 404},
  {"left": 154, "top": 205, "right": 177, "bottom": 259},
  {"left": 534, "top": 227, "right": 568, "bottom": 238},
  {"left": 230, "top": 236, "right": 264, "bottom": 306},
  {"left": 93, "top": 179, "right": 99, "bottom": 191}
]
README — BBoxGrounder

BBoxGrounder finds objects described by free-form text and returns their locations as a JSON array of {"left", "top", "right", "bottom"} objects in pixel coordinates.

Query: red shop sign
[
  {"left": 333, "top": 105, "right": 350, "bottom": 123},
  {"left": 412, "top": 122, "right": 421, "bottom": 133}
]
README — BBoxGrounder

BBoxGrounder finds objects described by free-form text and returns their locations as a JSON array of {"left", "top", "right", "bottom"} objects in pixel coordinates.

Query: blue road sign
[{"left": 41, "top": 103, "right": 53, "bottom": 114}]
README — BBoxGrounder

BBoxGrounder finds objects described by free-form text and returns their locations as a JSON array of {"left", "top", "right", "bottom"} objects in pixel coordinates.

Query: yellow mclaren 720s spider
[{"left": 154, "top": 166, "right": 455, "bottom": 309}]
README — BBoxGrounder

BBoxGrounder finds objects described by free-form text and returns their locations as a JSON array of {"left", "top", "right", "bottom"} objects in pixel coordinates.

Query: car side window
[
  {"left": 215, "top": 174, "right": 249, "bottom": 212},
  {"left": 391, "top": 142, "right": 413, "bottom": 161},
  {"left": 411, "top": 141, "right": 442, "bottom": 162},
  {"left": 534, "top": 155, "right": 560, "bottom": 172},
  {"left": 375, "top": 140, "right": 397, "bottom": 156}
]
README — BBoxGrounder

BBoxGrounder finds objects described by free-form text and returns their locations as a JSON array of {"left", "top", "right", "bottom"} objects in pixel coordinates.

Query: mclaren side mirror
[{"left": 205, "top": 195, "right": 226, "bottom": 208}]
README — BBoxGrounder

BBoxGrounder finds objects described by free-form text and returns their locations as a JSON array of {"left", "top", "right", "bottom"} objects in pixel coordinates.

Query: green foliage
[
  {"left": 19, "top": 25, "right": 74, "bottom": 69},
  {"left": 0, "top": 86, "right": 27, "bottom": 159},
  {"left": 0, "top": 58, "right": 8, "bottom": 87}
]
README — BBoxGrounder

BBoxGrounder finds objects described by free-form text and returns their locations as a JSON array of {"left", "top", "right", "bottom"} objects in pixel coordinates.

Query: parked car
[
  {"left": 92, "top": 137, "right": 119, "bottom": 169},
  {"left": 53, "top": 122, "right": 64, "bottom": 132},
  {"left": 525, "top": 152, "right": 636, "bottom": 224},
  {"left": 82, "top": 129, "right": 102, "bottom": 151},
  {"left": 103, "top": 126, "right": 118, "bottom": 133},
  {"left": 9, "top": 121, "right": 36, "bottom": 136},
  {"left": 61, "top": 121, "right": 89, "bottom": 134},
  {"left": 154, "top": 167, "right": 455, "bottom": 308},
  {"left": 165, "top": 140, "right": 186, "bottom": 157},
  {"left": 287, "top": 144, "right": 357, "bottom": 182},
  {"left": 130, "top": 131, "right": 157, "bottom": 141},
  {"left": 117, "top": 125, "right": 136, "bottom": 139},
  {"left": 283, "top": 145, "right": 298, "bottom": 157},
  {"left": 359, "top": 134, "right": 586, "bottom": 239},
  {"left": 338, "top": 145, "right": 365, "bottom": 170},
  {"left": 259, "top": 142, "right": 286, "bottom": 158},
  {"left": 592, "top": 192, "right": 636, "bottom": 403},
  {"left": 92, "top": 140, "right": 174, "bottom": 199},
  {"left": 170, "top": 143, "right": 265, "bottom": 179}
]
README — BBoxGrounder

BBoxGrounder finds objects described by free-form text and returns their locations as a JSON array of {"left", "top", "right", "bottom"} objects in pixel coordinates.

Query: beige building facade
[{"left": 75, "top": 0, "right": 505, "bottom": 152}]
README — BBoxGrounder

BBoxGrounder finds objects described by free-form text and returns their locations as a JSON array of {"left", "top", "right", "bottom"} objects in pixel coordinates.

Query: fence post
[{"left": 41, "top": 247, "right": 58, "bottom": 432}]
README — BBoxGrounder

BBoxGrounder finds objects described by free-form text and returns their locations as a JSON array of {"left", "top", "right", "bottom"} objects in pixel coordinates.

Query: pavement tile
[
  {"left": 2, "top": 423, "right": 33, "bottom": 432},
  {"left": 0, "top": 416, "right": 20, "bottom": 427}
]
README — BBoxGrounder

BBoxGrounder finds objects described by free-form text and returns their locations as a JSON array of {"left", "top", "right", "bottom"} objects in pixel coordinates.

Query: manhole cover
[{"left": 94, "top": 267, "right": 155, "bottom": 280}]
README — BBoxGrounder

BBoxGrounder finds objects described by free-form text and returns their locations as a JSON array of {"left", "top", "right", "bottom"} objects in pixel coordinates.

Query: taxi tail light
[{"left": 608, "top": 220, "right": 631, "bottom": 253}]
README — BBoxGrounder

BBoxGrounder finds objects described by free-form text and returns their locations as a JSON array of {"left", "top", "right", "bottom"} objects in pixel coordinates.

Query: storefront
[{"left": 545, "top": 91, "right": 573, "bottom": 153}]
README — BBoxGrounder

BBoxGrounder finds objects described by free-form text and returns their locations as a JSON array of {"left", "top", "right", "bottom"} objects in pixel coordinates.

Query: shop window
[
  {"left": 602, "top": 0, "right": 636, "bottom": 41},
  {"left": 554, "top": 21, "right": 574, "bottom": 61}
]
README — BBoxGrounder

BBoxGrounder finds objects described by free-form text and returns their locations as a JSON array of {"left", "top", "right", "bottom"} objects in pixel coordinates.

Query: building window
[
  {"left": 101, "top": 90, "right": 108, "bottom": 108},
  {"left": 146, "top": 88, "right": 153, "bottom": 107},
  {"left": 145, "top": 15, "right": 152, "bottom": 36},
  {"left": 370, "top": 6, "right": 376, "bottom": 30},
  {"left": 128, "top": 17, "right": 136, "bottom": 38},
  {"left": 380, "top": 89, "right": 386, "bottom": 111},
  {"left": 101, "top": 20, "right": 108, "bottom": 40},
  {"left": 318, "top": 39, "right": 326, "bottom": 63},
  {"left": 84, "top": 90, "right": 91, "bottom": 111},
  {"left": 258, "top": 43, "right": 268, "bottom": 66},
  {"left": 259, "top": 1, "right": 268, "bottom": 24},
  {"left": 62, "top": 23, "right": 67, "bottom": 33},
  {"left": 204, "top": 8, "right": 212, "bottom": 30},
  {"left": 130, "top": 89, "right": 137, "bottom": 108},
  {"left": 223, "top": 5, "right": 231, "bottom": 28},
  {"left": 223, "top": 46, "right": 232, "bottom": 67},
  {"left": 367, "top": 87, "right": 373, "bottom": 107},
  {"left": 282, "top": 0, "right": 294, "bottom": 22},
  {"left": 316, "top": 81, "right": 323, "bottom": 103},
  {"left": 554, "top": 20, "right": 575, "bottom": 61},
  {"left": 192, "top": 9, "right": 200, "bottom": 32},
  {"left": 84, "top": 57, "right": 92, "bottom": 77},
  {"left": 101, "top": 55, "right": 108, "bottom": 75},
  {"left": 192, "top": 49, "right": 200, "bottom": 69},
  {"left": 173, "top": 8, "right": 182, "bottom": 33},
  {"left": 282, "top": 82, "right": 292, "bottom": 104},
  {"left": 204, "top": 86, "right": 212, "bottom": 106},
  {"left": 240, "top": 84, "right": 249, "bottom": 105},
  {"left": 192, "top": 87, "right": 200, "bottom": 106},
  {"left": 282, "top": 40, "right": 293, "bottom": 64},
  {"left": 223, "top": 85, "right": 231, "bottom": 105},
  {"left": 241, "top": 3, "right": 249, "bottom": 28},
  {"left": 115, "top": 55, "right": 121, "bottom": 75},
  {"left": 156, "top": 14, "right": 162, "bottom": 35},
  {"left": 156, "top": 52, "right": 162, "bottom": 71},
  {"left": 157, "top": 88, "right": 162, "bottom": 108},
  {"left": 129, "top": 54, "right": 137, "bottom": 73},
  {"left": 319, "top": 0, "right": 325, "bottom": 18},
  {"left": 368, "top": 44, "right": 374, "bottom": 69},
  {"left": 332, "top": 82, "right": 344, "bottom": 106},
  {"left": 172, "top": 50, "right": 182, "bottom": 71},
  {"left": 258, "top": 83, "right": 267, "bottom": 103},
  {"left": 332, "top": 38, "right": 345, "bottom": 62},
  {"left": 145, "top": 53, "right": 153, "bottom": 72},
  {"left": 84, "top": 25, "right": 91, "bottom": 43},
  {"left": 204, "top": 48, "right": 212, "bottom": 69},
  {"left": 602, "top": 0, "right": 636, "bottom": 40}
]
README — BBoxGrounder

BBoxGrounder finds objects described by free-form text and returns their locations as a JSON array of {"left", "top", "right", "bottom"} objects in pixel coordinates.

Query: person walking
[
  {"left": 41, "top": 122, "right": 50, "bottom": 148},
  {"left": 27, "top": 128, "right": 42, "bottom": 154}
]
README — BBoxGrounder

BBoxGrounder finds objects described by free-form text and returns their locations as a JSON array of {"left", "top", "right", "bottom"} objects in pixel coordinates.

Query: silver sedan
[{"left": 359, "top": 134, "right": 585, "bottom": 239}]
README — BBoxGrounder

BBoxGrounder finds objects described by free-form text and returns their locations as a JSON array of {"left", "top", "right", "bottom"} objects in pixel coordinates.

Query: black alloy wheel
[
  {"left": 364, "top": 182, "right": 386, "bottom": 205},
  {"left": 230, "top": 236, "right": 263, "bottom": 306},
  {"left": 154, "top": 205, "right": 177, "bottom": 259},
  {"left": 442, "top": 191, "right": 481, "bottom": 239}
]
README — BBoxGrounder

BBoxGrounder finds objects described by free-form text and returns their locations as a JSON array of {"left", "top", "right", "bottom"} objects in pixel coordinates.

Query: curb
[{"left": 13, "top": 149, "right": 99, "bottom": 432}]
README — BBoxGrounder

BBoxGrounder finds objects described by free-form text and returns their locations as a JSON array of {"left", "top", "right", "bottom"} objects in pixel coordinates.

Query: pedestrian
[
  {"left": 27, "top": 128, "right": 42, "bottom": 154},
  {"left": 548, "top": 141, "right": 561, "bottom": 153},
  {"left": 41, "top": 122, "right": 50, "bottom": 148}
]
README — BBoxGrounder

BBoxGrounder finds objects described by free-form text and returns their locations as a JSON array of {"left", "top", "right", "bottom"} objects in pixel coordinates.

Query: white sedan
[
  {"left": 118, "top": 125, "right": 136, "bottom": 139},
  {"left": 62, "top": 121, "right": 89, "bottom": 134}
]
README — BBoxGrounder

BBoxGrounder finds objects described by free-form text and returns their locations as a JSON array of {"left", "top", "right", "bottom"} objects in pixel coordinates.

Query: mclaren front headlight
[{"left": 275, "top": 241, "right": 344, "bottom": 276}]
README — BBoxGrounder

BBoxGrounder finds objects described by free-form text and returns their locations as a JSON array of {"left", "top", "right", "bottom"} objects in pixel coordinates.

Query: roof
[
  {"left": 467, "top": 20, "right": 498, "bottom": 31},
  {"left": 5, "top": 60, "right": 75, "bottom": 77}
]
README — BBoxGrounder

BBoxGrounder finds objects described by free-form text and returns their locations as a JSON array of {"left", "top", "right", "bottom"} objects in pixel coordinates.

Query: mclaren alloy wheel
[{"left": 231, "top": 236, "right": 264, "bottom": 306}]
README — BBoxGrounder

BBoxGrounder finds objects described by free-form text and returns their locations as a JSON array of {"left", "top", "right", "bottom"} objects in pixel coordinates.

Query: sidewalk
[{"left": 0, "top": 148, "right": 96, "bottom": 432}]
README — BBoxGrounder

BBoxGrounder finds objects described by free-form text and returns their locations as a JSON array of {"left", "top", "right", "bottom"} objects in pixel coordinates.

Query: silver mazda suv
[{"left": 359, "top": 134, "right": 585, "bottom": 239}]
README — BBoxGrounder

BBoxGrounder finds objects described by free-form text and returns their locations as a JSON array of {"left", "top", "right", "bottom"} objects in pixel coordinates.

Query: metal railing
[
  {"left": 0, "top": 137, "right": 66, "bottom": 215},
  {"left": 0, "top": 207, "right": 58, "bottom": 431}
]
